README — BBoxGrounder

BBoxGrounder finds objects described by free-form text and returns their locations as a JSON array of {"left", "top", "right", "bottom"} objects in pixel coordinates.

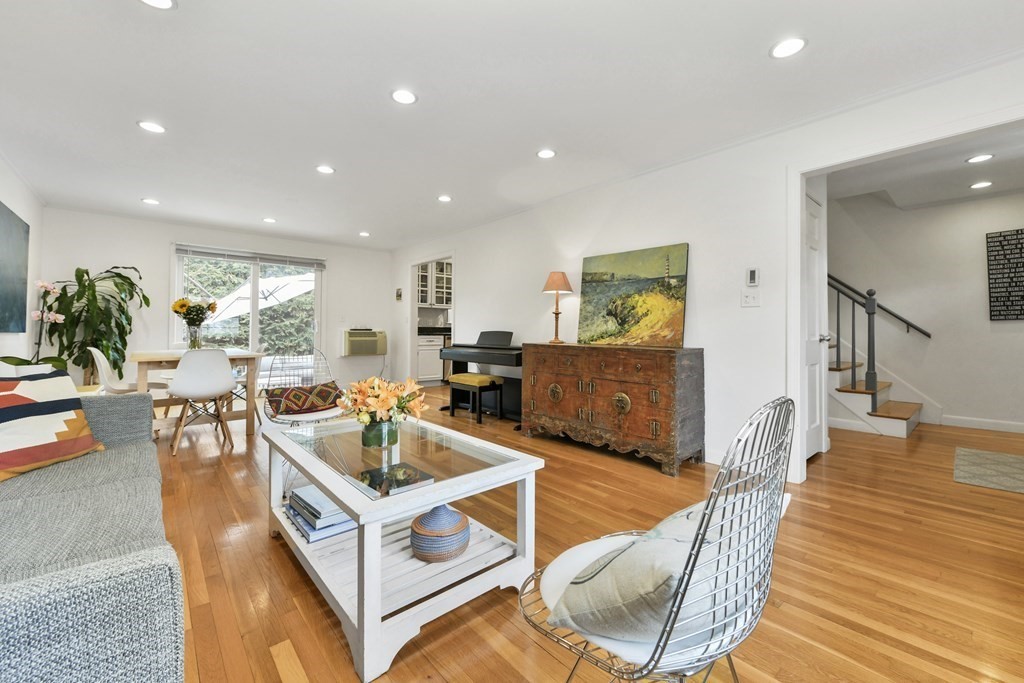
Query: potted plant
[
  {"left": 44, "top": 266, "right": 151, "bottom": 381},
  {"left": 0, "top": 280, "right": 68, "bottom": 370}
]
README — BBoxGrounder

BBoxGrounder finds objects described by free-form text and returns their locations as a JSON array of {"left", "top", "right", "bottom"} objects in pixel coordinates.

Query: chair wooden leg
[
  {"left": 475, "top": 389, "right": 483, "bottom": 424},
  {"left": 215, "top": 396, "right": 234, "bottom": 450},
  {"left": 170, "top": 402, "right": 190, "bottom": 456},
  {"left": 497, "top": 386, "right": 504, "bottom": 420},
  {"left": 449, "top": 385, "right": 456, "bottom": 417}
]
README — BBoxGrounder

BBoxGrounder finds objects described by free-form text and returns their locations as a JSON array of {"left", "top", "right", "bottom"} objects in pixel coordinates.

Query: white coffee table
[{"left": 263, "top": 419, "right": 544, "bottom": 682}]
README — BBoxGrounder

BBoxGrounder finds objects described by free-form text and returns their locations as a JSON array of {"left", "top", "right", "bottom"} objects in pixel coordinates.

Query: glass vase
[
  {"left": 362, "top": 420, "right": 400, "bottom": 468},
  {"left": 187, "top": 325, "right": 203, "bottom": 350}
]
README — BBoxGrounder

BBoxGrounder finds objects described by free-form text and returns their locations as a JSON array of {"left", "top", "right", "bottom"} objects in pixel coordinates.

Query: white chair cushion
[
  {"left": 547, "top": 501, "right": 716, "bottom": 643},
  {"left": 546, "top": 493, "right": 793, "bottom": 658}
]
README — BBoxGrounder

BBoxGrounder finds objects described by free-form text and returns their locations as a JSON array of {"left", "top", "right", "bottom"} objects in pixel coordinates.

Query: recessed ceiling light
[
  {"left": 141, "top": 198, "right": 160, "bottom": 205},
  {"left": 971, "top": 181, "right": 993, "bottom": 189},
  {"left": 966, "top": 154, "right": 994, "bottom": 164},
  {"left": 316, "top": 165, "right": 335, "bottom": 174},
  {"left": 770, "top": 37, "right": 806, "bottom": 59},
  {"left": 138, "top": 121, "right": 166, "bottom": 134},
  {"left": 359, "top": 231, "right": 370, "bottom": 237},
  {"left": 392, "top": 89, "right": 417, "bottom": 105},
  {"left": 537, "top": 149, "right": 556, "bottom": 159},
  {"left": 437, "top": 195, "right": 452, "bottom": 203},
  {"left": 139, "top": 0, "right": 177, "bottom": 9},
  {"left": 263, "top": 217, "right": 277, "bottom": 223}
]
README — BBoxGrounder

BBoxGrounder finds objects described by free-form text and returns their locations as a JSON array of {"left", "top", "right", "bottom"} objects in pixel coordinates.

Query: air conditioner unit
[{"left": 342, "top": 329, "right": 387, "bottom": 357}]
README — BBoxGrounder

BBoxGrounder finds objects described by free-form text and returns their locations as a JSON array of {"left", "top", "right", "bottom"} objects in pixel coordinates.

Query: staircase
[{"left": 826, "top": 275, "right": 931, "bottom": 438}]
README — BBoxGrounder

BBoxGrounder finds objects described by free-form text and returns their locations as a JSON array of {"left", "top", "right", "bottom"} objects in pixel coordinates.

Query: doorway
[{"left": 409, "top": 256, "right": 454, "bottom": 386}]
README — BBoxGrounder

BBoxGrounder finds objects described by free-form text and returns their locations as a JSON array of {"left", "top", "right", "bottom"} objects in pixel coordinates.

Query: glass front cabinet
[{"left": 416, "top": 260, "right": 452, "bottom": 308}]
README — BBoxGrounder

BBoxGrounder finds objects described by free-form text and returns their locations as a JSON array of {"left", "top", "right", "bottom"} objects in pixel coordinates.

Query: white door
[{"left": 802, "top": 193, "right": 829, "bottom": 459}]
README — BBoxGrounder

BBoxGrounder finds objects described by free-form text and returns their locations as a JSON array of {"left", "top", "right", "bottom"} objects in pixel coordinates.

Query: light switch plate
[{"left": 741, "top": 290, "right": 760, "bottom": 307}]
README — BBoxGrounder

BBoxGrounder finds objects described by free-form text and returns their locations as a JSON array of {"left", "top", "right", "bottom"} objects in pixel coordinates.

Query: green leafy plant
[{"left": 45, "top": 266, "right": 151, "bottom": 380}]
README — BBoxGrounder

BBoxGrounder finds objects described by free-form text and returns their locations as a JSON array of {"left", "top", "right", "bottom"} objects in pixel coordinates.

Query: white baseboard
[
  {"left": 828, "top": 417, "right": 878, "bottom": 434},
  {"left": 942, "top": 415, "right": 1024, "bottom": 434}
]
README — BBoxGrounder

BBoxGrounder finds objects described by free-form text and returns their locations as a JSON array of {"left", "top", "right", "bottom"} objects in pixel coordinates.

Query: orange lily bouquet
[{"left": 338, "top": 376, "right": 429, "bottom": 425}]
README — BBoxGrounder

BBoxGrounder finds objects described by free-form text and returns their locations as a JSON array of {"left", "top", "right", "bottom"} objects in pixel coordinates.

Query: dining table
[{"left": 130, "top": 348, "right": 264, "bottom": 436}]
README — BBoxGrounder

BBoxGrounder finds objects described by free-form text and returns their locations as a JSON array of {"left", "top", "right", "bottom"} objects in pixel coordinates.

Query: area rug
[{"left": 954, "top": 447, "right": 1024, "bottom": 494}]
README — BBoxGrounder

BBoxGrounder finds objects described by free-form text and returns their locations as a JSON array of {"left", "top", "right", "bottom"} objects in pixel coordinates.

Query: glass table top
[{"left": 281, "top": 420, "right": 517, "bottom": 500}]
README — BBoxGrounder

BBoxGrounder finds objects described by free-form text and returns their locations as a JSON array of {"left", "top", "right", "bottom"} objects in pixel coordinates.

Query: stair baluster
[
  {"left": 865, "top": 289, "right": 878, "bottom": 412},
  {"left": 849, "top": 295, "right": 857, "bottom": 389},
  {"left": 834, "top": 289, "right": 842, "bottom": 370}
]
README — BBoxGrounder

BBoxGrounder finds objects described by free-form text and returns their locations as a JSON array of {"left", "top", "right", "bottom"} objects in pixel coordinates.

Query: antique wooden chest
[{"left": 522, "top": 343, "right": 704, "bottom": 475}]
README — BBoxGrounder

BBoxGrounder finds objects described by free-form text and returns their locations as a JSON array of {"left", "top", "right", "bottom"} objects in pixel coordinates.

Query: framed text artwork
[
  {"left": 0, "top": 199, "right": 30, "bottom": 333},
  {"left": 986, "top": 228, "right": 1024, "bottom": 321},
  {"left": 578, "top": 242, "right": 688, "bottom": 347}
]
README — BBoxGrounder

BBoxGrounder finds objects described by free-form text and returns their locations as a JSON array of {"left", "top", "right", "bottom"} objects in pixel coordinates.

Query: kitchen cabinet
[
  {"left": 417, "top": 335, "right": 445, "bottom": 381},
  {"left": 415, "top": 260, "right": 452, "bottom": 308},
  {"left": 522, "top": 344, "right": 704, "bottom": 475}
]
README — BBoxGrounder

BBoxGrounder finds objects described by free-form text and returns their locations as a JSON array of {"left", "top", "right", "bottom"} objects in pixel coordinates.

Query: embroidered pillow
[
  {"left": 0, "top": 369, "right": 105, "bottom": 482},
  {"left": 266, "top": 381, "right": 342, "bottom": 416}
]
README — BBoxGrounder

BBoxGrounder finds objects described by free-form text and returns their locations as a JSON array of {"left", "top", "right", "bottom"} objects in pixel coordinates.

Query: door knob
[{"left": 818, "top": 334, "right": 832, "bottom": 343}]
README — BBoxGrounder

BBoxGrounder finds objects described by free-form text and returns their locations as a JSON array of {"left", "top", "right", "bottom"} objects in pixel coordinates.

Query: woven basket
[{"left": 410, "top": 505, "right": 470, "bottom": 562}]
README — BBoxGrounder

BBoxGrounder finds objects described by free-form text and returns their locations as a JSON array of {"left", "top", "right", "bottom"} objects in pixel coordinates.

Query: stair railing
[{"left": 828, "top": 275, "right": 931, "bottom": 412}]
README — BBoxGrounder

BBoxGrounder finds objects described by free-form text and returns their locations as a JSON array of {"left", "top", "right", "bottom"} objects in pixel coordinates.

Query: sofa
[{"left": 0, "top": 393, "right": 184, "bottom": 683}]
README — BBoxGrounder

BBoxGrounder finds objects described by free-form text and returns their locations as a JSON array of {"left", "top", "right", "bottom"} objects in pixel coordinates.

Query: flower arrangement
[
  {"left": 171, "top": 297, "right": 217, "bottom": 327},
  {"left": 338, "top": 376, "right": 429, "bottom": 425}
]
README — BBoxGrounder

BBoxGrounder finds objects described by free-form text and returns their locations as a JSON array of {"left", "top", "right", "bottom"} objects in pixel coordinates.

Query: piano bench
[{"left": 448, "top": 373, "right": 504, "bottom": 424}]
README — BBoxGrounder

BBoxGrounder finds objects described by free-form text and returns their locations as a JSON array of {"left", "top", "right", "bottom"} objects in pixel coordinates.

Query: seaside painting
[
  {"left": 0, "top": 199, "right": 30, "bottom": 333},
  {"left": 578, "top": 242, "right": 688, "bottom": 347}
]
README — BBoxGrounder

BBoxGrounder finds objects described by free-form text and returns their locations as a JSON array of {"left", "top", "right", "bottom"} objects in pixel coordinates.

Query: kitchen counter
[{"left": 418, "top": 326, "right": 452, "bottom": 336}]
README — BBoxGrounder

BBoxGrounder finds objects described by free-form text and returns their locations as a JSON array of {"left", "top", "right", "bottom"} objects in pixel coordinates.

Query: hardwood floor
[{"left": 159, "top": 389, "right": 1024, "bottom": 682}]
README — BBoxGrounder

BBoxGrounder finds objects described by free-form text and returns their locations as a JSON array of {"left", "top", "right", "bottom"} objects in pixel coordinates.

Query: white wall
[
  {"left": 829, "top": 191, "right": 1024, "bottom": 431},
  {"left": 0, "top": 152, "right": 43, "bottom": 358},
  {"left": 392, "top": 54, "right": 1024, "bottom": 476},
  {"left": 39, "top": 208, "right": 393, "bottom": 382}
]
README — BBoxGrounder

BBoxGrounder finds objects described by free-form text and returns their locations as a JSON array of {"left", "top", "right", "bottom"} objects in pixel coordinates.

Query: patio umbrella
[{"left": 209, "top": 274, "right": 315, "bottom": 322}]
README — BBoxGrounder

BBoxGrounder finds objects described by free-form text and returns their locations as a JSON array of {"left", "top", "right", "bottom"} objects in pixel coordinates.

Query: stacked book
[{"left": 284, "top": 485, "right": 357, "bottom": 542}]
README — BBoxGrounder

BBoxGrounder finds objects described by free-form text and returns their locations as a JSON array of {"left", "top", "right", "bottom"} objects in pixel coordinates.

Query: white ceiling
[
  {"left": 2, "top": 2, "right": 1024, "bottom": 248},
  {"left": 829, "top": 120, "right": 1024, "bottom": 209}
]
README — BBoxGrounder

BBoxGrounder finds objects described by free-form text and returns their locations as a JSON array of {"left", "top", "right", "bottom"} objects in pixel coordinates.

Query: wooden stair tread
[
  {"left": 828, "top": 362, "right": 863, "bottom": 372},
  {"left": 837, "top": 380, "right": 892, "bottom": 395},
  {"left": 868, "top": 400, "right": 923, "bottom": 420}
]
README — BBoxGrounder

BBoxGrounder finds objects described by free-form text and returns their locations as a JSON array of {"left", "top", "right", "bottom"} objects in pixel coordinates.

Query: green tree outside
[{"left": 182, "top": 258, "right": 315, "bottom": 355}]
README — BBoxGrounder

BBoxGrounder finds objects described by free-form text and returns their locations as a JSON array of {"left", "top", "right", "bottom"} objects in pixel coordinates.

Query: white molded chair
[
  {"left": 262, "top": 349, "right": 343, "bottom": 426},
  {"left": 519, "top": 396, "right": 796, "bottom": 682},
  {"left": 87, "top": 347, "right": 168, "bottom": 394},
  {"left": 167, "top": 349, "right": 240, "bottom": 456}
]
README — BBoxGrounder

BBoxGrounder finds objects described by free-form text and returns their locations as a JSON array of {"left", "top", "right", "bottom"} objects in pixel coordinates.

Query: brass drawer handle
[
  {"left": 650, "top": 420, "right": 661, "bottom": 438},
  {"left": 650, "top": 389, "right": 660, "bottom": 404},
  {"left": 612, "top": 392, "right": 631, "bottom": 415},
  {"left": 635, "top": 363, "right": 643, "bottom": 371}
]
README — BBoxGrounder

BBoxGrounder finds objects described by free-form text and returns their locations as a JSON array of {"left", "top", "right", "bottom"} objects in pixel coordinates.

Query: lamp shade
[{"left": 542, "top": 271, "right": 573, "bottom": 294}]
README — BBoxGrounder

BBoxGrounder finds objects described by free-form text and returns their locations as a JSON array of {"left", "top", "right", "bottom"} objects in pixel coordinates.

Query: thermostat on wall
[{"left": 746, "top": 267, "right": 760, "bottom": 287}]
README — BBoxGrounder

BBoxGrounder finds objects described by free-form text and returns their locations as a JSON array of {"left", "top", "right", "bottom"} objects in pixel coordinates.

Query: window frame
[{"left": 170, "top": 244, "right": 325, "bottom": 352}]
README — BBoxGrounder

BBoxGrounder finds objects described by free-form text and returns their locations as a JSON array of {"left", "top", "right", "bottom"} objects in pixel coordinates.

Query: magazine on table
[
  {"left": 283, "top": 504, "right": 356, "bottom": 543},
  {"left": 289, "top": 484, "right": 351, "bottom": 530}
]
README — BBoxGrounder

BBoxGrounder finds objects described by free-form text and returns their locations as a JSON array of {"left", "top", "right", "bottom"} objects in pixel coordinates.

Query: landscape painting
[
  {"left": 0, "top": 200, "right": 30, "bottom": 333},
  {"left": 578, "top": 242, "right": 688, "bottom": 347}
]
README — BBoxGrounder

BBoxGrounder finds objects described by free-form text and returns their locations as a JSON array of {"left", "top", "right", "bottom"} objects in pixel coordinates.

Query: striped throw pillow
[{"left": 0, "top": 368, "right": 104, "bottom": 482}]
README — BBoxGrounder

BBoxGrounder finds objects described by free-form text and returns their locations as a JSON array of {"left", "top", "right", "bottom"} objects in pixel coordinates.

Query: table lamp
[{"left": 542, "top": 271, "right": 573, "bottom": 344}]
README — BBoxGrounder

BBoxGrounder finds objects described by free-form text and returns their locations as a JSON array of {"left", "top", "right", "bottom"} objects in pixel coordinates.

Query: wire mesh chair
[
  {"left": 262, "top": 348, "right": 343, "bottom": 426},
  {"left": 519, "top": 396, "right": 795, "bottom": 682}
]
